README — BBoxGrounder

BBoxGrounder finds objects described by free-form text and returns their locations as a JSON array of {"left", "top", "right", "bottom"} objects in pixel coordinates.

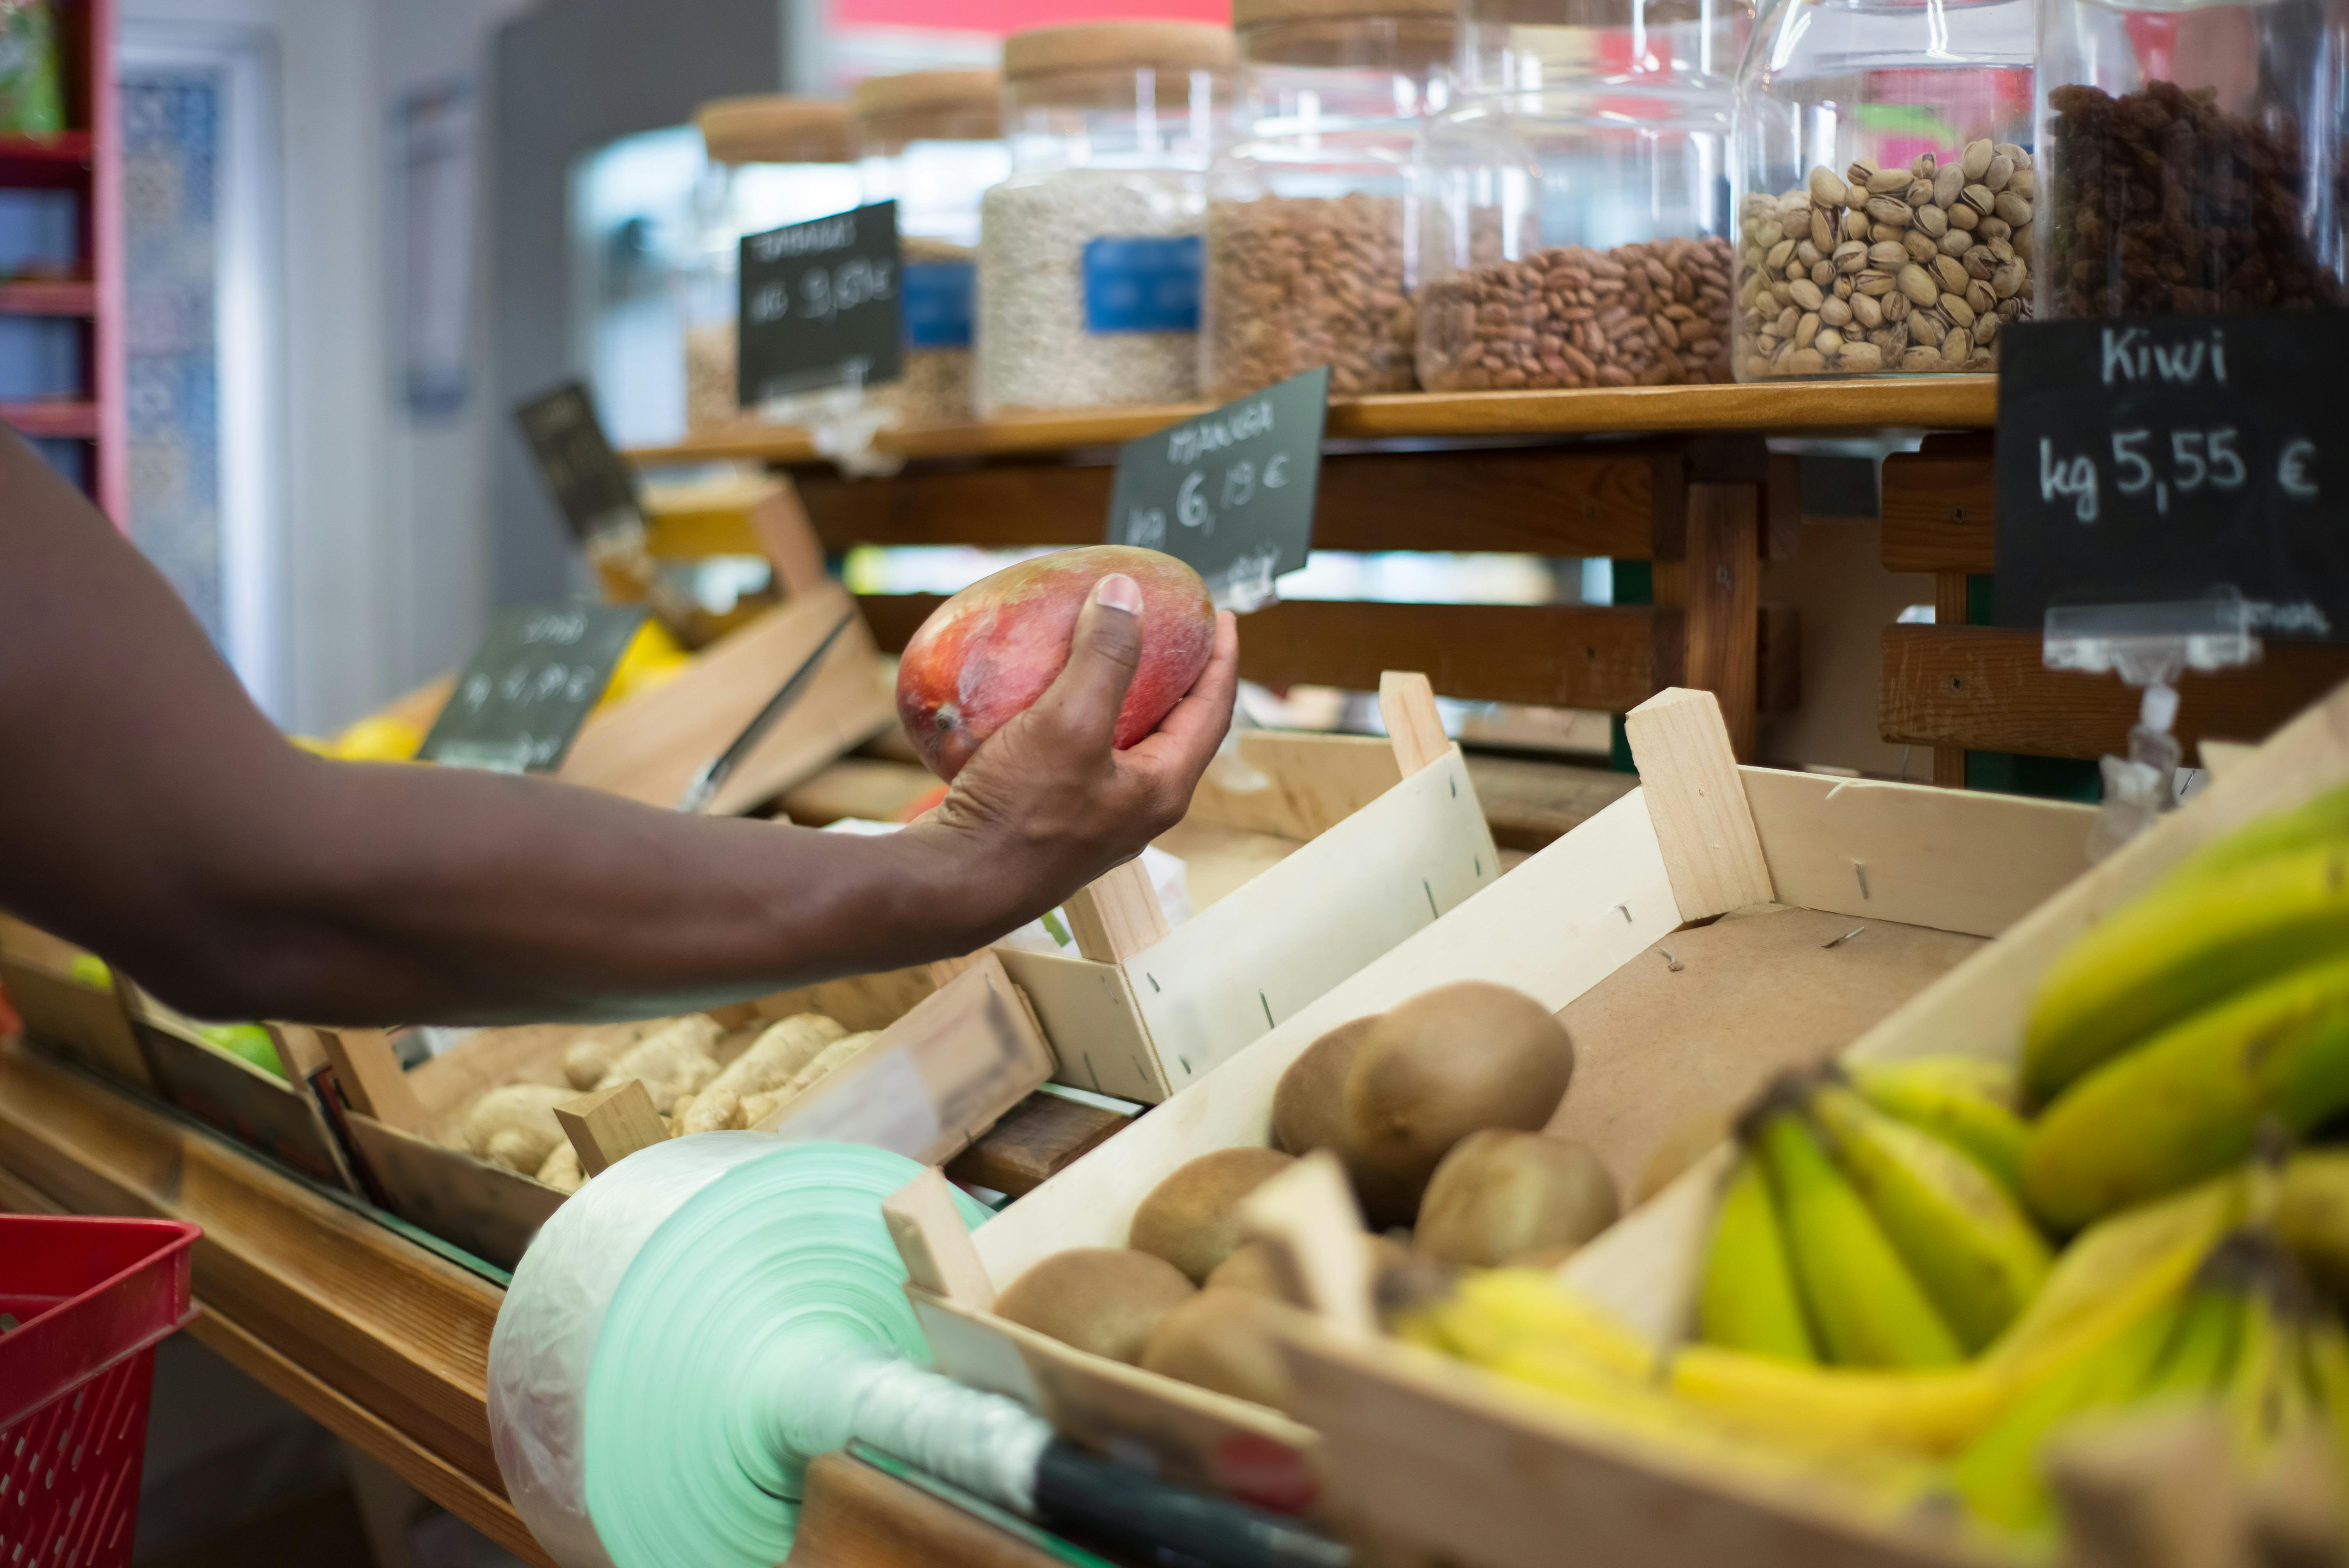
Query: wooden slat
[
  {"left": 1, "top": 400, "right": 100, "bottom": 439},
  {"left": 859, "top": 595, "right": 1674, "bottom": 712},
  {"left": 795, "top": 448, "right": 1660, "bottom": 559},
  {"left": 944, "top": 1092, "right": 1130, "bottom": 1199},
  {"left": 1655, "top": 483, "right": 1760, "bottom": 760},
  {"left": 625, "top": 378, "right": 1998, "bottom": 467},
  {"left": 0, "top": 1042, "right": 508, "bottom": 1494},
  {"left": 787, "top": 1451, "right": 1068, "bottom": 1568},
  {"left": 0, "top": 280, "right": 97, "bottom": 315},
  {"left": 1932, "top": 572, "right": 1971, "bottom": 788},
  {"left": 1881, "top": 434, "right": 1997, "bottom": 574},
  {"left": 1880, "top": 624, "right": 2349, "bottom": 759}
]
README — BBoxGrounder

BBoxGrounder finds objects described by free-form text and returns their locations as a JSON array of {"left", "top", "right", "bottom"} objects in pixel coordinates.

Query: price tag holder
[
  {"left": 419, "top": 604, "right": 650, "bottom": 774},
  {"left": 1105, "top": 366, "right": 1328, "bottom": 611},
  {"left": 1996, "top": 312, "right": 2349, "bottom": 638},
  {"left": 738, "top": 201, "right": 903, "bottom": 405},
  {"left": 513, "top": 381, "right": 641, "bottom": 547}
]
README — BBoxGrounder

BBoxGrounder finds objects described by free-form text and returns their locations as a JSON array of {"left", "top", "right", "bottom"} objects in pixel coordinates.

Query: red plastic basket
[{"left": 1, "top": 1215, "right": 201, "bottom": 1568}]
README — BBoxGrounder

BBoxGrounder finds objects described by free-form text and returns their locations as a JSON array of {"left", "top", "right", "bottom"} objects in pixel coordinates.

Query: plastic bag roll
[{"left": 487, "top": 1134, "right": 987, "bottom": 1568}]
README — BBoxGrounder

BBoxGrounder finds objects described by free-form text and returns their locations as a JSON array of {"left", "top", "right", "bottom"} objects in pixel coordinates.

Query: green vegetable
[{"left": 200, "top": 1023, "right": 284, "bottom": 1079}]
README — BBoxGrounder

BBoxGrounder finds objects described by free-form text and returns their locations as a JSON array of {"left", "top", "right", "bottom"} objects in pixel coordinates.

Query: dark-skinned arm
[{"left": 0, "top": 427, "right": 1239, "bottom": 1025}]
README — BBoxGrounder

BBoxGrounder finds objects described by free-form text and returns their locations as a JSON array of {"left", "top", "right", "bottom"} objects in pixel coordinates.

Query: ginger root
[
  {"left": 464, "top": 1083, "right": 574, "bottom": 1172},
  {"left": 676, "top": 1014, "right": 846, "bottom": 1133},
  {"left": 741, "top": 1031, "right": 881, "bottom": 1128},
  {"left": 536, "top": 1138, "right": 585, "bottom": 1193},
  {"left": 595, "top": 1016, "right": 722, "bottom": 1114},
  {"left": 562, "top": 1017, "right": 681, "bottom": 1090}
]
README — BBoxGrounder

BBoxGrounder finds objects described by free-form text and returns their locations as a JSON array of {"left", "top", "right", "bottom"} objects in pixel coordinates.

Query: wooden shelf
[
  {"left": 1, "top": 399, "right": 100, "bottom": 438},
  {"left": 0, "top": 280, "right": 96, "bottom": 315},
  {"left": 625, "top": 377, "right": 1998, "bottom": 467}
]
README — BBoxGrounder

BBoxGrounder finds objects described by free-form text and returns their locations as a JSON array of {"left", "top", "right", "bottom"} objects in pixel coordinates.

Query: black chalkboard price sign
[
  {"left": 1105, "top": 366, "right": 1329, "bottom": 611},
  {"left": 419, "top": 604, "right": 650, "bottom": 773},
  {"left": 1996, "top": 312, "right": 2349, "bottom": 639},
  {"left": 513, "top": 382, "right": 641, "bottom": 547},
  {"left": 738, "top": 201, "right": 904, "bottom": 405}
]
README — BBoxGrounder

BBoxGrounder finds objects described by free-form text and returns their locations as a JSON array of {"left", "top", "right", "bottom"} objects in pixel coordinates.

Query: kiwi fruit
[
  {"left": 1413, "top": 1130, "right": 1620, "bottom": 1268},
  {"left": 993, "top": 1247, "right": 1196, "bottom": 1364},
  {"left": 1342, "top": 982, "right": 1575, "bottom": 1190},
  {"left": 1129, "top": 1147, "right": 1296, "bottom": 1282},
  {"left": 1139, "top": 1288, "right": 1302, "bottom": 1412},
  {"left": 1273, "top": 1017, "right": 1375, "bottom": 1155}
]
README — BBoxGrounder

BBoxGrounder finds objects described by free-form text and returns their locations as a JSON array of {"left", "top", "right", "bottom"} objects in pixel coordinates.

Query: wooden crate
[
  {"left": 996, "top": 674, "right": 1501, "bottom": 1105},
  {"left": 0, "top": 914, "right": 152, "bottom": 1089},
  {"left": 1276, "top": 676, "right": 2349, "bottom": 1568},
  {"left": 885, "top": 684, "right": 2100, "bottom": 1514},
  {"left": 308, "top": 951, "right": 1053, "bottom": 1271}
]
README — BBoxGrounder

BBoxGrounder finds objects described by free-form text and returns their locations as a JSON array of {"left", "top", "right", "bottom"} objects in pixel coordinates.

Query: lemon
[
  {"left": 600, "top": 620, "right": 693, "bottom": 708},
  {"left": 333, "top": 715, "right": 426, "bottom": 761}
]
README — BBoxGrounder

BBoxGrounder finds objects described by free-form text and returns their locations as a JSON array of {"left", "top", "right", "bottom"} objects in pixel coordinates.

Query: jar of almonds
[
  {"left": 1201, "top": 0, "right": 1454, "bottom": 401},
  {"left": 1731, "top": 0, "right": 2036, "bottom": 379}
]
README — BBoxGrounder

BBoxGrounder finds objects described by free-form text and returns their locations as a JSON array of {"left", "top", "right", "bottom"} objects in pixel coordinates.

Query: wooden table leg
[{"left": 1656, "top": 480, "right": 1761, "bottom": 761}]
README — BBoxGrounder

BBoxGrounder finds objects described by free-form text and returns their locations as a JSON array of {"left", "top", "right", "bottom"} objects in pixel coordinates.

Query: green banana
[
  {"left": 1845, "top": 1056, "right": 2030, "bottom": 1198},
  {"left": 2022, "top": 953, "right": 2349, "bottom": 1231},
  {"left": 1950, "top": 1288, "right": 2185, "bottom": 1536},
  {"left": 2274, "top": 1147, "right": 2349, "bottom": 1294},
  {"left": 1808, "top": 1083, "right": 2052, "bottom": 1353},
  {"left": 2022, "top": 840, "right": 2349, "bottom": 1108},
  {"left": 1991, "top": 1170, "right": 2243, "bottom": 1370},
  {"left": 1756, "top": 1110, "right": 1963, "bottom": 1369},
  {"left": 2223, "top": 1240, "right": 2321, "bottom": 1467},
  {"left": 2136, "top": 1265, "right": 2244, "bottom": 1401},
  {"left": 2159, "top": 780, "right": 2349, "bottom": 892},
  {"left": 1698, "top": 1155, "right": 1820, "bottom": 1363}
]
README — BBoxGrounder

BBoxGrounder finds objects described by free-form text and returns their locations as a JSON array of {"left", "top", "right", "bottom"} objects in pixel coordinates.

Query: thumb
[{"left": 1034, "top": 573, "right": 1144, "bottom": 748}]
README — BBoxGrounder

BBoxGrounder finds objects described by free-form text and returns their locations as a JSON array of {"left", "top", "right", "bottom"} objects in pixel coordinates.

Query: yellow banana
[
  {"left": 1809, "top": 1083, "right": 2052, "bottom": 1354},
  {"left": 1757, "top": 1110, "right": 1963, "bottom": 1368},
  {"left": 1398, "top": 1266, "right": 1659, "bottom": 1384},
  {"left": 2022, "top": 840, "right": 2349, "bottom": 1107},
  {"left": 2022, "top": 955, "right": 2349, "bottom": 1231},
  {"left": 1665, "top": 1344, "right": 2014, "bottom": 1455},
  {"left": 1845, "top": 1055, "right": 2030, "bottom": 1198},
  {"left": 1950, "top": 1290, "right": 2186, "bottom": 1537},
  {"left": 1698, "top": 1155, "right": 1820, "bottom": 1363},
  {"left": 2274, "top": 1147, "right": 2349, "bottom": 1294},
  {"left": 1991, "top": 1170, "right": 2242, "bottom": 1372}
]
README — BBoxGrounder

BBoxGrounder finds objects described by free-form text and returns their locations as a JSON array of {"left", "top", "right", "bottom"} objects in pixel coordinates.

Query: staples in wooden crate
[
  {"left": 310, "top": 952, "right": 1053, "bottom": 1270},
  {"left": 894, "top": 684, "right": 2114, "bottom": 1513},
  {"left": 996, "top": 671, "right": 1502, "bottom": 1103}
]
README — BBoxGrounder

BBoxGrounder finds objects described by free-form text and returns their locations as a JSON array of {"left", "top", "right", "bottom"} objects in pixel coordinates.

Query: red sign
[{"left": 832, "top": 0, "right": 1230, "bottom": 33}]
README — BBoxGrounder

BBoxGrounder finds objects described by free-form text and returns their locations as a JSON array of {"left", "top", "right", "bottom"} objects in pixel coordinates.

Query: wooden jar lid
[
  {"left": 1003, "top": 21, "right": 1237, "bottom": 80},
  {"left": 850, "top": 69, "right": 1004, "bottom": 127},
  {"left": 694, "top": 97, "right": 852, "bottom": 166}
]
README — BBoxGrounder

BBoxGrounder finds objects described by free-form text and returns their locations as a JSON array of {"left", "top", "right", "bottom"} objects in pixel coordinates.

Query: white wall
[{"left": 121, "top": 0, "right": 524, "bottom": 734}]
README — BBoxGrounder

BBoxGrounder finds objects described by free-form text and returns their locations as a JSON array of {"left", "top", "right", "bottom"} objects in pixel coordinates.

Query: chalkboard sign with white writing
[
  {"left": 1996, "top": 312, "right": 2349, "bottom": 639},
  {"left": 738, "top": 201, "right": 903, "bottom": 404},
  {"left": 1105, "top": 367, "right": 1328, "bottom": 611},
  {"left": 419, "top": 604, "right": 650, "bottom": 773},
  {"left": 514, "top": 382, "right": 640, "bottom": 546}
]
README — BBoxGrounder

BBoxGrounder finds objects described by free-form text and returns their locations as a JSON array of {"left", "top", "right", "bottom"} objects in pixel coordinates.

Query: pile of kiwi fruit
[{"left": 992, "top": 982, "right": 1620, "bottom": 1415}]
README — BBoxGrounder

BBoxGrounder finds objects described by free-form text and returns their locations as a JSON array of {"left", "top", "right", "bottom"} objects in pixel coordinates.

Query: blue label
[
  {"left": 1083, "top": 235, "right": 1202, "bottom": 335},
  {"left": 901, "top": 262, "right": 974, "bottom": 349}
]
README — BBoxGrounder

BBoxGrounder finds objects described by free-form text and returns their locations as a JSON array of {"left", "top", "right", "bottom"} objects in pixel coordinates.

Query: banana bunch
[
  {"left": 2020, "top": 783, "right": 2349, "bottom": 1231},
  {"left": 1699, "top": 1065, "right": 2051, "bottom": 1367}
]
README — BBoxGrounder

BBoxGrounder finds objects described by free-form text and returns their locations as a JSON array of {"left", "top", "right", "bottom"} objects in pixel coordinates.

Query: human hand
[{"left": 909, "top": 573, "right": 1239, "bottom": 938}]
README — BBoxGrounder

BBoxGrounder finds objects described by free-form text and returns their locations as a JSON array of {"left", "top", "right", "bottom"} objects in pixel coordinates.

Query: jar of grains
[
  {"left": 2035, "top": 0, "right": 2347, "bottom": 319},
  {"left": 1201, "top": 0, "right": 1455, "bottom": 401},
  {"left": 978, "top": 23, "right": 1236, "bottom": 416},
  {"left": 1416, "top": 0, "right": 1743, "bottom": 391},
  {"left": 853, "top": 70, "right": 1009, "bottom": 424},
  {"left": 684, "top": 96, "right": 860, "bottom": 433},
  {"left": 1732, "top": 0, "right": 2037, "bottom": 379}
]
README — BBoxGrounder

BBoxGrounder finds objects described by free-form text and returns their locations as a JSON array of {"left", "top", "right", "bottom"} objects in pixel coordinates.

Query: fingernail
[{"left": 1093, "top": 574, "right": 1142, "bottom": 614}]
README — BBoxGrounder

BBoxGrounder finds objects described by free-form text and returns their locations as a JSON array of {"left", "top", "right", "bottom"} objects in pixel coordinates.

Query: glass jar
[
  {"left": 1731, "top": 0, "right": 2037, "bottom": 379},
  {"left": 1201, "top": 0, "right": 1455, "bottom": 401},
  {"left": 978, "top": 23, "right": 1236, "bottom": 416},
  {"left": 854, "top": 69, "right": 1009, "bottom": 425},
  {"left": 683, "top": 97, "right": 859, "bottom": 433},
  {"left": 2035, "top": 0, "right": 2347, "bottom": 319},
  {"left": 1416, "top": 0, "right": 1741, "bottom": 390}
]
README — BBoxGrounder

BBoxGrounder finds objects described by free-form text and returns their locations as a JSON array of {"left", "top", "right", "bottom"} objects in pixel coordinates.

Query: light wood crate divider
[
  {"left": 995, "top": 672, "right": 1502, "bottom": 1104},
  {"left": 886, "top": 684, "right": 2110, "bottom": 1518}
]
